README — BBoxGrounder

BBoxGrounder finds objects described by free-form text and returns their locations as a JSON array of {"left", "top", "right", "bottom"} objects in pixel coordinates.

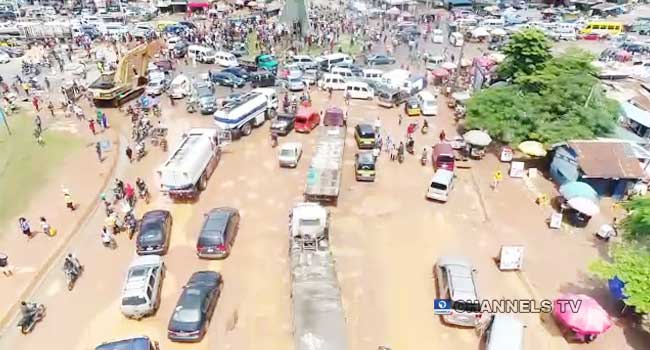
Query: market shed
[{"left": 550, "top": 141, "right": 649, "bottom": 198}]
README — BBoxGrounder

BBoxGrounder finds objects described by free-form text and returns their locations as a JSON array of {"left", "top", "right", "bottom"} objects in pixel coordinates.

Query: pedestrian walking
[
  {"left": 44, "top": 77, "right": 50, "bottom": 91},
  {"left": 439, "top": 129, "right": 446, "bottom": 142},
  {"left": 32, "top": 96, "right": 40, "bottom": 111},
  {"left": 47, "top": 101, "right": 55, "bottom": 117},
  {"left": 39, "top": 217, "right": 52, "bottom": 236},
  {"left": 125, "top": 145, "right": 133, "bottom": 162},
  {"left": 390, "top": 144, "right": 397, "bottom": 161},
  {"left": 100, "top": 111, "right": 108, "bottom": 129},
  {"left": 88, "top": 119, "right": 96, "bottom": 135},
  {"left": 372, "top": 145, "right": 380, "bottom": 160},
  {"left": 19, "top": 217, "right": 32, "bottom": 238},
  {"left": 491, "top": 170, "right": 503, "bottom": 191},
  {"left": 96, "top": 110, "right": 103, "bottom": 129},
  {"left": 34, "top": 115, "right": 42, "bottom": 134},
  {"left": 63, "top": 189, "right": 75, "bottom": 211},
  {"left": 398, "top": 113, "right": 403, "bottom": 126},
  {"left": 374, "top": 116, "right": 381, "bottom": 133},
  {"left": 95, "top": 141, "right": 103, "bottom": 162}
]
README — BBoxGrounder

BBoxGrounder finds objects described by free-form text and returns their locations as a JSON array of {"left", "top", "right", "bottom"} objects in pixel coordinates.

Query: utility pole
[{"left": 452, "top": 36, "right": 466, "bottom": 92}]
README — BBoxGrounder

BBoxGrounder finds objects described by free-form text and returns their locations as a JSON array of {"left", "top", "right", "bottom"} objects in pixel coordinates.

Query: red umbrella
[
  {"left": 431, "top": 68, "right": 450, "bottom": 78},
  {"left": 553, "top": 294, "right": 613, "bottom": 335}
]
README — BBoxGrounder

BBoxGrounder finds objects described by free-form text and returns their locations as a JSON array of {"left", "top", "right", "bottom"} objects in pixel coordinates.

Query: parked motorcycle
[{"left": 17, "top": 304, "right": 46, "bottom": 334}]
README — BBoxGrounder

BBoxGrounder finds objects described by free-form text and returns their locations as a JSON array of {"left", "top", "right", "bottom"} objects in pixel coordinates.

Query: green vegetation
[
  {"left": 590, "top": 196, "right": 650, "bottom": 329},
  {"left": 466, "top": 31, "right": 618, "bottom": 145},
  {"left": 499, "top": 29, "right": 552, "bottom": 79},
  {"left": 590, "top": 243, "right": 650, "bottom": 314},
  {"left": 0, "top": 114, "right": 82, "bottom": 227}
]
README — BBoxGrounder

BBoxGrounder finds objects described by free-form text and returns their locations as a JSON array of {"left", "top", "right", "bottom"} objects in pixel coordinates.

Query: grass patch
[
  {"left": 0, "top": 114, "right": 83, "bottom": 227},
  {"left": 299, "top": 34, "right": 363, "bottom": 57}
]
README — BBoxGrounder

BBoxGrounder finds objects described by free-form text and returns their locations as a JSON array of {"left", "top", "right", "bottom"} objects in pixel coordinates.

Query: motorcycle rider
[
  {"left": 20, "top": 301, "right": 39, "bottom": 321},
  {"left": 64, "top": 253, "right": 81, "bottom": 276},
  {"left": 136, "top": 177, "right": 147, "bottom": 194},
  {"left": 421, "top": 119, "right": 429, "bottom": 134}
]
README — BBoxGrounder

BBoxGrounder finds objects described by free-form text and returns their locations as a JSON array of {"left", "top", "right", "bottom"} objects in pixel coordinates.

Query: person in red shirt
[{"left": 124, "top": 183, "right": 135, "bottom": 207}]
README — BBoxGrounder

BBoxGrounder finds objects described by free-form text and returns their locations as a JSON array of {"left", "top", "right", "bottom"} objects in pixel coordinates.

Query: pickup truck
[{"left": 270, "top": 113, "right": 295, "bottom": 136}]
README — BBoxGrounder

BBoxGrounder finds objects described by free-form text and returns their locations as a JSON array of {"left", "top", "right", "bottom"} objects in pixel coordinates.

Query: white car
[
  {"left": 146, "top": 79, "right": 166, "bottom": 96},
  {"left": 166, "top": 36, "right": 181, "bottom": 51},
  {"left": 64, "top": 62, "right": 86, "bottom": 76},
  {"left": 433, "top": 29, "right": 444, "bottom": 44},
  {"left": 0, "top": 52, "right": 10, "bottom": 63},
  {"left": 278, "top": 142, "right": 303, "bottom": 168}
]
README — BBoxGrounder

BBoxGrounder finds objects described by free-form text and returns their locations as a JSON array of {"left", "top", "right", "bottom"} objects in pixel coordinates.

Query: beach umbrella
[
  {"left": 387, "top": 7, "right": 400, "bottom": 15},
  {"left": 518, "top": 141, "right": 547, "bottom": 157},
  {"left": 489, "top": 52, "right": 506, "bottom": 63},
  {"left": 553, "top": 294, "right": 613, "bottom": 335},
  {"left": 441, "top": 62, "right": 456, "bottom": 70},
  {"left": 463, "top": 130, "right": 492, "bottom": 147},
  {"left": 235, "top": 0, "right": 244, "bottom": 5},
  {"left": 559, "top": 181, "right": 598, "bottom": 201},
  {"left": 567, "top": 197, "right": 600, "bottom": 216},
  {"left": 490, "top": 28, "right": 507, "bottom": 36},
  {"left": 471, "top": 27, "right": 490, "bottom": 38},
  {"left": 431, "top": 68, "right": 449, "bottom": 78}
]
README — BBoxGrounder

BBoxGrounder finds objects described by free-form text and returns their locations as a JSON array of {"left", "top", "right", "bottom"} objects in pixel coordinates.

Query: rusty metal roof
[{"left": 569, "top": 141, "right": 645, "bottom": 179}]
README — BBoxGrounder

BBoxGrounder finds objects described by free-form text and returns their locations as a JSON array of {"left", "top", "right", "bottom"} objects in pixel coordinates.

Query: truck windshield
[{"left": 299, "top": 218, "right": 320, "bottom": 227}]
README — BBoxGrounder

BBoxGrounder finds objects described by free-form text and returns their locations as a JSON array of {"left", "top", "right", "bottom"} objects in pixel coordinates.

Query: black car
[
  {"left": 367, "top": 54, "right": 396, "bottom": 66},
  {"left": 136, "top": 210, "right": 173, "bottom": 255},
  {"left": 221, "top": 67, "right": 250, "bottom": 81},
  {"left": 196, "top": 207, "right": 240, "bottom": 259},
  {"left": 270, "top": 113, "right": 296, "bottom": 136},
  {"left": 211, "top": 72, "right": 245, "bottom": 88},
  {"left": 229, "top": 43, "right": 248, "bottom": 57},
  {"left": 168, "top": 271, "right": 223, "bottom": 342},
  {"left": 95, "top": 336, "right": 159, "bottom": 350},
  {"left": 250, "top": 71, "right": 276, "bottom": 88},
  {"left": 173, "top": 41, "right": 189, "bottom": 58}
]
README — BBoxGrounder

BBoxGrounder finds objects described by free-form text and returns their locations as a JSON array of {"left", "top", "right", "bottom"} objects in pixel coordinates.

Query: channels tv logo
[{"left": 433, "top": 299, "right": 452, "bottom": 315}]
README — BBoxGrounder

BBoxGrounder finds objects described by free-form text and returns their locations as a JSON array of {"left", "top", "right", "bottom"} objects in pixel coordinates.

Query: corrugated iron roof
[{"left": 569, "top": 141, "right": 645, "bottom": 179}]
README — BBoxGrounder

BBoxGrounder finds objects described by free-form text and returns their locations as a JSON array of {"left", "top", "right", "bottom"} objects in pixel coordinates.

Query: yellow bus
[
  {"left": 580, "top": 21, "right": 624, "bottom": 36},
  {"left": 156, "top": 20, "right": 177, "bottom": 32}
]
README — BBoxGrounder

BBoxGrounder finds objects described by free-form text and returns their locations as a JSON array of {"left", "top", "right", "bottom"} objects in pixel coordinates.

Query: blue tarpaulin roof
[
  {"left": 621, "top": 102, "right": 650, "bottom": 128},
  {"left": 608, "top": 276, "right": 627, "bottom": 301}
]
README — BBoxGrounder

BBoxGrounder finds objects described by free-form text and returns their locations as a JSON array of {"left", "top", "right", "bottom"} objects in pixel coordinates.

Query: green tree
[
  {"left": 619, "top": 197, "right": 650, "bottom": 242},
  {"left": 499, "top": 29, "right": 552, "bottom": 79},
  {"left": 590, "top": 243, "right": 650, "bottom": 315},
  {"left": 466, "top": 50, "right": 619, "bottom": 145}
]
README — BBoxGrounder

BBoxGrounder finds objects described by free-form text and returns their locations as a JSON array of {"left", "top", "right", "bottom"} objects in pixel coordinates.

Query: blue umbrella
[
  {"left": 559, "top": 181, "right": 598, "bottom": 201},
  {"left": 608, "top": 276, "right": 627, "bottom": 301}
]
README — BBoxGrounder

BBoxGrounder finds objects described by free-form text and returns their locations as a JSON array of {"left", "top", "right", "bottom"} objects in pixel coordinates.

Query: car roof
[
  {"left": 357, "top": 151, "right": 375, "bottom": 164},
  {"left": 142, "top": 210, "right": 169, "bottom": 221},
  {"left": 437, "top": 256, "right": 477, "bottom": 301},
  {"left": 200, "top": 208, "right": 236, "bottom": 237},
  {"left": 95, "top": 336, "right": 152, "bottom": 350},
  {"left": 188, "top": 270, "right": 221, "bottom": 287},
  {"left": 281, "top": 142, "right": 302, "bottom": 150},
  {"left": 357, "top": 123, "right": 373, "bottom": 132}
]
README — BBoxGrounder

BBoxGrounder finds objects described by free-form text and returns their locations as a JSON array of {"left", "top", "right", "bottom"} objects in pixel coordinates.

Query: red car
[{"left": 294, "top": 106, "right": 320, "bottom": 133}]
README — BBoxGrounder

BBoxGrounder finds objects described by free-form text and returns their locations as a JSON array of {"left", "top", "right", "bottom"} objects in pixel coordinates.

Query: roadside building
[{"left": 550, "top": 140, "right": 649, "bottom": 198}]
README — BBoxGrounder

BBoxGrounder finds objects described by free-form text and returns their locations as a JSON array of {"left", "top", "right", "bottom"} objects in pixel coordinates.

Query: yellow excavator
[{"left": 89, "top": 40, "right": 162, "bottom": 107}]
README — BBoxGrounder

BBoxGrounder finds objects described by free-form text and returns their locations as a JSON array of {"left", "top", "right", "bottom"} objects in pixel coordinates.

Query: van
[
  {"left": 434, "top": 256, "right": 481, "bottom": 326},
  {"left": 345, "top": 81, "right": 373, "bottom": 100},
  {"left": 382, "top": 69, "right": 411, "bottom": 90},
  {"left": 377, "top": 87, "right": 409, "bottom": 108},
  {"left": 426, "top": 169, "right": 454, "bottom": 202},
  {"left": 188, "top": 45, "right": 216, "bottom": 64},
  {"left": 318, "top": 73, "right": 346, "bottom": 90},
  {"left": 355, "top": 151, "right": 376, "bottom": 181},
  {"left": 196, "top": 207, "right": 240, "bottom": 259},
  {"left": 417, "top": 91, "right": 438, "bottom": 116},
  {"left": 362, "top": 68, "right": 383, "bottom": 81},
  {"left": 401, "top": 75, "right": 427, "bottom": 95},
  {"left": 289, "top": 54, "right": 316, "bottom": 69},
  {"left": 120, "top": 255, "right": 165, "bottom": 320},
  {"left": 432, "top": 143, "right": 455, "bottom": 171},
  {"left": 316, "top": 53, "right": 353, "bottom": 71},
  {"left": 323, "top": 107, "right": 345, "bottom": 126},
  {"left": 485, "top": 314, "right": 525, "bottom": 350},
  {"left": 450, "top": 32, "right": 464, "bottom": 47},
  {"left": 215, "top": 51, "right": 238, "bottom": 67},
  {"left": 481, "top": 18, "right": 505, "bottom": 28},
  {"left": 425, "top": 55, "right": 444, "bottom": 70},
  {"left": 331, "top": 66, "right": 355, "bottom": 79}
]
